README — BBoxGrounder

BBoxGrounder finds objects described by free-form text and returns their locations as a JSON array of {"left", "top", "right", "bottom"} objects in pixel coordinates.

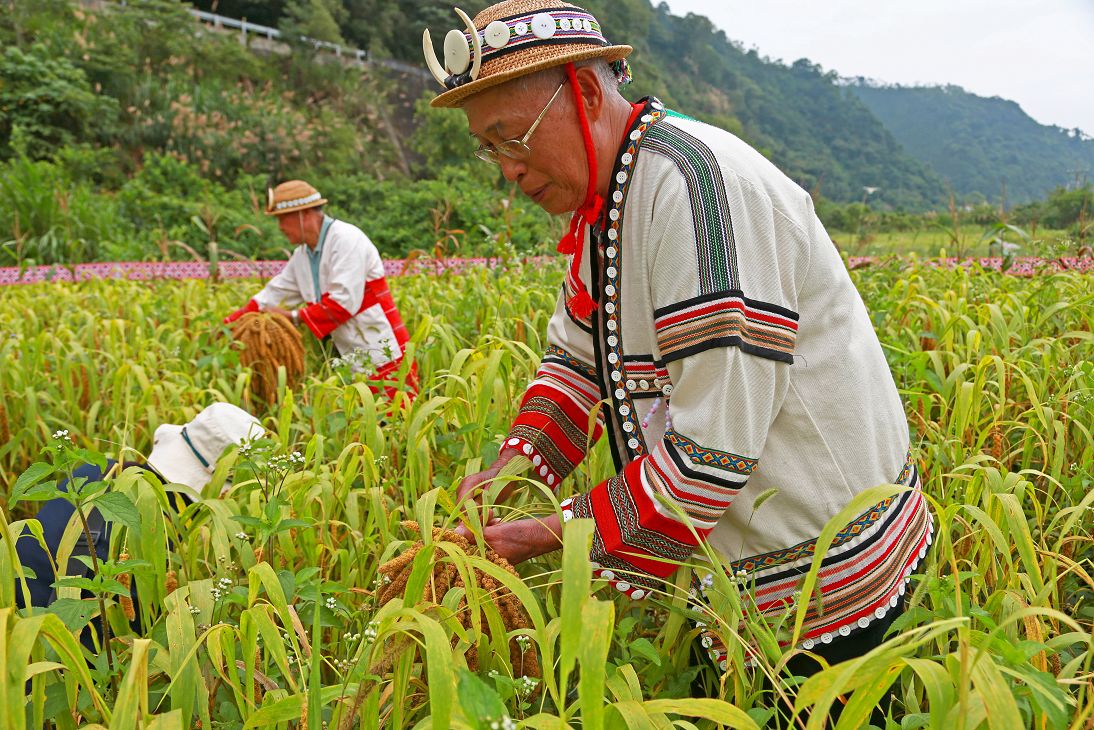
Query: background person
[
  {"left": 15, "top": 403, "right": 262, "bottom": 610},
  {"left": 225, "top": 179, "right": 416, "bottom": 398}
]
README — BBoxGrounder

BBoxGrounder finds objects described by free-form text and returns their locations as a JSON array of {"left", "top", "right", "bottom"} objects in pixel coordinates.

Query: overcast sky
[{"left": 662, "top": 0, "right": 1094, "bottom": 135}]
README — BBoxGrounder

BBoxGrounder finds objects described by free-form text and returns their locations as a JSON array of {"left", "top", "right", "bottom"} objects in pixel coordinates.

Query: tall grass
[{"left": 0, "top": 259, "right": 1091, "bottom": 727}]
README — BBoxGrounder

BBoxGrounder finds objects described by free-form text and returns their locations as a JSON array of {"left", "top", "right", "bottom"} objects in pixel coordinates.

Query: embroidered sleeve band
[
  {"left": 654, "top": 290, "right": 799, "bottom": 364},
  {"left": 565, "top": 425, "right": 758, "bottom": 598},
  {"left": 506, "top": 344, "right": 604, "bottom": 484}
]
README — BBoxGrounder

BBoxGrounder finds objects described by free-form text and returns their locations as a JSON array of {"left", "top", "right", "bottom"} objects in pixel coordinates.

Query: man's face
[
  {"left": 277, "top": 209, "right": 321, "bottom": 246},
  {"left": 277, "top": 211, "right": 306, "bottom": 245},
  {"left": 463, "top": 79, "right": 589, "bottom": 215}
]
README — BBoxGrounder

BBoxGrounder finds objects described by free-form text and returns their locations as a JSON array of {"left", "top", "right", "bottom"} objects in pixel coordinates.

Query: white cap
[{"left": 147, "top": 403, "right": 263, "bottom": 500}]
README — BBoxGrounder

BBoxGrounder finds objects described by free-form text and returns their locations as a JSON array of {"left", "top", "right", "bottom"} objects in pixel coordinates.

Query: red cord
[{"left": 558, "top": 62, "right": 603, "bottom": 320}]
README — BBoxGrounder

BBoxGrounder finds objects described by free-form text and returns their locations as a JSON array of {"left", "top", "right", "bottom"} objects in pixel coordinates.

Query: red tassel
[
  {"left": 557, "top": 229, "right": 577, "bottom": 255},
  {"left": 555, "top": 64, "right": 606, "bottom": 323},
  {"left": 568, "top": 290, "right": 596, "bottom": 319},
  {"left": 585, "top": 195, "right": 604, "bottom": 226}
]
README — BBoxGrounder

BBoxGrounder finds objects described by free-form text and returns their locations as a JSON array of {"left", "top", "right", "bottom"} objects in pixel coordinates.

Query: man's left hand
[{"left": 481, "top": 514, "right": 563, "bottom": 565}]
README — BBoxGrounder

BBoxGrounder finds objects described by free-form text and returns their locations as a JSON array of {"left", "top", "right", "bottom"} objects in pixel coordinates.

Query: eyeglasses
[{"left": 474, "top": 81, "right": 566, "bottom": 165}]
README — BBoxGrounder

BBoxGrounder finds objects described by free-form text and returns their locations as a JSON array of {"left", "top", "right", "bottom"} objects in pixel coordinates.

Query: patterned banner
[
  {"left": 0, "top": 257, "right": 555, "bottom": 286},
  {"left": 0, "top": 255, "right": 1089, "bottom": 286}
]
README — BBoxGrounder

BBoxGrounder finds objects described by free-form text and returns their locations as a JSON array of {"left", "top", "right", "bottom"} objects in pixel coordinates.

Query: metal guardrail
[{"left": 188, "top": 8, "right": 368, "bottom": 62}]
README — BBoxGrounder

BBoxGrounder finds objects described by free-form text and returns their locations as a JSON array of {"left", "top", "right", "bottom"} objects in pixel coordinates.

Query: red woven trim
[
  {"left": 299, "top": 293, "right": 353, "bottom": 339},
  {"left": 365, "top": 278, "right": 411, "bottom": 349},
  {"left": 508, "top": 380, "right": 599, "bottom": 479},
  {"left": 502, "top": 435, "right": 562, "bottom": 489},
  {"left": 583, "top": 459, "right": 706, "bottom": 579}
]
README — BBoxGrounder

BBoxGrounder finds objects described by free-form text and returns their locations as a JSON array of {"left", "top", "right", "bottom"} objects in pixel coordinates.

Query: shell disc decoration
[{"left": 423, "top": 7, "right": 482, "bottom": 90}]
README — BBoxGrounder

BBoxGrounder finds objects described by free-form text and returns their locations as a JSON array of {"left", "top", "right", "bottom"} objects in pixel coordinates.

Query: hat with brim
[
  {"left": 425, "top": 0, "right": 631, "bottom": 109},
  {"left": 265, "top": 180, "right": 328, "bottom": 216},
  {"left": 147, "top": 403, "right": 263, "bottom": 501}
]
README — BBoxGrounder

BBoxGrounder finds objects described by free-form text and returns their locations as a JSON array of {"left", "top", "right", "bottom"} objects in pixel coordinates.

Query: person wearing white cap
[
  {"left": 15, "top": 403, "right": 263, "bottom": 610},
  {"left": 146, "top": 402, "right": 263, "bottom": 502}
]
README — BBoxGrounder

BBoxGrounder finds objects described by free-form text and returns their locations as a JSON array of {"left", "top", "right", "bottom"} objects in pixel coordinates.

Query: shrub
[
  {"left": 0, "top": 44, "right": 119, "bottom": 160},
  {"left": 0, "top": 153, "right": 122, "bottom": 265}
]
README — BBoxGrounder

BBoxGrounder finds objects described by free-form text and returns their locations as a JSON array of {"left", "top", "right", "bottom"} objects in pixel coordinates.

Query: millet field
[{"left": 0, "top": 258, "right": 1091, "bottom": 729}]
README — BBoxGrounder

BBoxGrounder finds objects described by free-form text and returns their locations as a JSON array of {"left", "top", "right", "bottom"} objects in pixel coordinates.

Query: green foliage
[
  {"left": 1014, "top": 185, "right": 1093, "bottom": 234},
  {"left": 319, "top": 167, "right": 561, "bottom": 257},
  {"left": 280, "top": 0, "right": 347, "bottom": 45},
  {"left": 408, "top": 93, "right": 485, "bottom": 176},
  {"left": 0, "top": 153, "right": 118, "bottom": 265},
  {"left": 113, "top": 154, "right": 281, "bottom": 261},
  {"left": 0, "top": 43, "right": 118, "bottom": 158}
]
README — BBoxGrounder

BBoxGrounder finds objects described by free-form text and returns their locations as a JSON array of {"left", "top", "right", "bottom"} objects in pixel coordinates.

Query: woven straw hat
[
  {"left": 265, "top": 180, "right": 328, "bottom": 216},
  {"left": 424, "top": 0, "right": 632, "bottom": 108}
]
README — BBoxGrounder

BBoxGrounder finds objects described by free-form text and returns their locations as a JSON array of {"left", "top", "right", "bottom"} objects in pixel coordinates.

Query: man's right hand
[
  {"left": 454, "top": 446, "right": 525, "bottom": 534},
  {"left": 457, "top": 446, "right": 521, "bottom": 504}
]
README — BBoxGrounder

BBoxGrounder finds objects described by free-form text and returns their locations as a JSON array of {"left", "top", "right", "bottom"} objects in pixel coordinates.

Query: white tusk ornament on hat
[
  {"left": 422, "top": 29, "right": 448, "bottom": 87},
  {"left": 422, "top": 7, "right": 483, "bottom": 90},
  {"left": 455, "top": 8, "right": 482, "bottom": 82}
]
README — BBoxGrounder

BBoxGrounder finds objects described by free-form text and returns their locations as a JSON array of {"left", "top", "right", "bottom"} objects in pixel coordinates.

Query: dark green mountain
[
  {"left": 577, "top": 0, "right": 948, "bottom": 209},
  {"left": 191, "top": 0, "right": 950, "bottom": 209},
  {"left": 849, "top": 82, "right": 1094, "bottom": 204}
]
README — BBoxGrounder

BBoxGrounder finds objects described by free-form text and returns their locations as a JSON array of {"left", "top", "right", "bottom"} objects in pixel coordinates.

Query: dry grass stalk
[
  {"left": 74, "top": 364, "right": 91, "bottom": 410},
  {"left": 230, "top": 311, "right": 305, "bottom": 404},
  {"left": 118, "top": 550, "right": 136, "bottom": 621},
  {"left": 376, "top": 521, "right": 539, "bottom": 678}
]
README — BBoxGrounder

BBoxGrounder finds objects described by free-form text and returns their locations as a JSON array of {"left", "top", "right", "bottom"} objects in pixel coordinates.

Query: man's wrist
[
  {"left": 532, "top": 513, "right": 564, "bottom": 556},
  {"left": 290, "top": 309, "right": 300, "bottom": 325}
]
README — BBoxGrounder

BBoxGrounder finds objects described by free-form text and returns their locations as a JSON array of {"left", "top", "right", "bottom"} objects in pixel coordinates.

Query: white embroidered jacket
[
  {"left": 504, "top": 98, "right": 932, "bottom": 650},
  {"left": 248, "top": 219, "right": 404, "bottom": 367}
]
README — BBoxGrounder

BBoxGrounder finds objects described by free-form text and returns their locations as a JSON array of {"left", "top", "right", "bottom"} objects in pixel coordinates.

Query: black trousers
[{"left": 695, "top": 595, "right": 906, "bottom": 727}]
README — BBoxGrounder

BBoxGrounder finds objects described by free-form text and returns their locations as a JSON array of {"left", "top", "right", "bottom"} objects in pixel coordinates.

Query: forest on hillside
[
  {"left": 851, "top": 82, "right": 1094, "bottom": 205},
  {"left": 194, "top": 0, "right": 950, "bottom": 209},
  {"left": 1, "top": 0, "right": 1089, "bottom": 266}
]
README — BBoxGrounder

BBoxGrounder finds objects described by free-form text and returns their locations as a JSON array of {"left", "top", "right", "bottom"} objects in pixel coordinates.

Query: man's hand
[
  {"left": 481, "top": 514, "right": 562, "bottom": 565},
  {"left": 265, "top": 306, "right": 296, "bottom": 323},
  {"left": 456, "top": 446, "right": 524, "bottom": 507}
]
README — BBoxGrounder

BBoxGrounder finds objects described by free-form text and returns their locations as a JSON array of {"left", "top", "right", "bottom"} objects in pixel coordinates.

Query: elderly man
[
  {"left": 428, "top": 0, "right": 932, "bottom": 682},
  {"left": 225, "top": 180, "right": 415, "bottom": 396}
]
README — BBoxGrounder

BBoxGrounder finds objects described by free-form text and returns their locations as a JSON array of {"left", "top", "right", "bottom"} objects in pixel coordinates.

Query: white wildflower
[{"left": 516, "top": 675, "right": 539, "bottom": 698}]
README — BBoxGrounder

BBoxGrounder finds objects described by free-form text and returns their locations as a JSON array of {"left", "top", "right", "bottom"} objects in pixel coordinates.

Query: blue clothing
[
  {"left": 305, "top": 215, "right": 334, "bottom": 300},
  {"left": 14, "top": 461, "right": 122, "bottom": 609}
]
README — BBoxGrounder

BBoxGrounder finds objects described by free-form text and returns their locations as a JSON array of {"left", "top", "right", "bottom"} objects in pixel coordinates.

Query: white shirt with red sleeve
[{"left": 230, "top": 219, "right": 409, "bottom": 370}]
